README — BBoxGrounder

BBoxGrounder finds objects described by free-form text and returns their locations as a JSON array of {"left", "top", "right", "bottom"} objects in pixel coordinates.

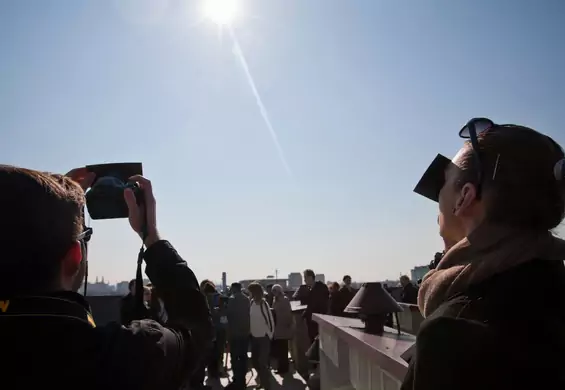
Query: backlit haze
[{"left": 1, "top": 0, "right": 564, "bottom": 284}]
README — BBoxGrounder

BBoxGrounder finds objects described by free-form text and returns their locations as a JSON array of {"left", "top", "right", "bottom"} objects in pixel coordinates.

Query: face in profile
[{"left": 438, "top": 147, "right": 474, "bottom": 244}]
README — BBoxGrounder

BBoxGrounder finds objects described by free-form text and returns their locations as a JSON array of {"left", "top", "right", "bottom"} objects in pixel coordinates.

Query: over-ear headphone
[{"left": 554, "top": 159, "right": 565, "bottom": 181}]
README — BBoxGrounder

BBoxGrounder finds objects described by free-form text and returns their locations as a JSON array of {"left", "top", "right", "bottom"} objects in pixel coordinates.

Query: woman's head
[
  {"left": 247, "top": 282, "right": 264, "bottom": 301},
  {"left": 329, "top": 282, "right": 340, "bottom": 293},
  {"left": 271, "top": 284, "right": 283, "bottom": 297},
  {"left": 439, "top": 123, "right": 565, "bottom": 242},
  {"left": 200, "top": 279, "right": 217, "bottom": 295}
]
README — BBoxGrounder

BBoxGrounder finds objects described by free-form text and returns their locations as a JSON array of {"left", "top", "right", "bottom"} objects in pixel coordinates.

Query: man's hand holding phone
[{"left": 124, "top": 175, "right": 160, "bottom": 247}]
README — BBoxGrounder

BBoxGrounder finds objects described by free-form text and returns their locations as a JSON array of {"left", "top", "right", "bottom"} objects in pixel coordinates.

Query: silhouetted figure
[
  {"left": 328, "top": 282, "right": 342, "bottom": 315},
  {"left": 271, "top": 284, "right": 292, "bottom": 375},
  {"left": 404, "top": 118, "right": 565, "bottom": 389},
  {"left": 226, "top": 282, "right": 250, "bottom": 390},
  {"left": 302, "top": 269, "right": 329, "bottom": 343},
  {"left": 399, "top": 275, "right": 418, "bottom": 305},
  {"left": 336, "top": 275, "right": 357, "bottom": 316}
]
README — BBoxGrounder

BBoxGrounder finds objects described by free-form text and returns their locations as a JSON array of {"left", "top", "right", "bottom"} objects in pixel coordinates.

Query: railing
[{"left": 314, "top": 314, "right": 415, "bottom": 390}]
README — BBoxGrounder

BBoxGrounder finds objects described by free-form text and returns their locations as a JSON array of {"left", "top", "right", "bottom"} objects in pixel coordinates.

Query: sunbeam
[{"left": 227, "top": 26, "right": 294, "bottom": 178}]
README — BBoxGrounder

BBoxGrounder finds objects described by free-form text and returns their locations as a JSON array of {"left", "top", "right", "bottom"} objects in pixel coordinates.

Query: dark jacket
[
  {"left": 400, "top": 282, "right": 418, "bottom": 305},
  {"left": 335, "top": 286, "right": 356, "bottom": 315},
  {"left": 0, "top": 240, "right": 213, "bottom": 390},
  {"left": 206, "top": 292, "right": 228, "bottom": 331},
  {"left": 328, "top": 291, "right": 342, "bottom": 316},
  {"left": 304, "top": 281, "right": 330, "bottom": 320},
  {"left": 226, "top": 292, "right": 250, "bottom": 339},
  {"left": 401, "top": 259, "right": 565, "bottom": 390}
]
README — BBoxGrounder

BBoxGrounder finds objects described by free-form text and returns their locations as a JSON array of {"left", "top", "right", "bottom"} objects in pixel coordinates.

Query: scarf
[{"left": 418, "top": 223, "right": 565, "bottom": 318}]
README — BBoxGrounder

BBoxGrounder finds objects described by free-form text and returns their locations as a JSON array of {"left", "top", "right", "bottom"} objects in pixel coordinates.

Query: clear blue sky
[{"left": 1, "top": 0, "right": 564, "bottom": 284}]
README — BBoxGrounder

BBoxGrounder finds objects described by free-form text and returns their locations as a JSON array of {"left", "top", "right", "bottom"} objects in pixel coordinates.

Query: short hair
[
  {"left": 303, "top": 269, "right": 315, "bottom": 279},
  {"left": 230, "top": 282, "right": 242, "bottom": 292},
  {"left": 343, "top": 275, "right": 351, "bottom": 282},
  {"left": 400, "top": 275, "right": 410, "bottom": 282},
  {"left": 0, "top": 166, "right": 84, "bottom": 294},
  {"left": 455, "top": 126, "right": 565, "bottom": 231},
  {"left": 200, "top": 279, "right": 215, "bottom": 289},
  {"left": 247, "top": 282, "right": 264, "bottom": 299},
  {"left": 128, "top": 279, "right": 136, "bottom": 289},
  {"left": 201, "top": 279, "right": 217, "bottom": 294}
]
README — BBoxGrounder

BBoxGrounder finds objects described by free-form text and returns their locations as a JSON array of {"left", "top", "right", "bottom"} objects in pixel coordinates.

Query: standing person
[
  {"left": 271, "top": 284, "right": 292, "bottom": 375},
  {"left": 225, "top": 282, "right": 250, "bottom": 390},
  {"left": 328, "top": 282, "right": 342, "bottom": 316},
  {"left": 405, "top": 118, "right": 565, "bottom": 389},
  {"left": 336, "top": 275, "right": 357, "bottom": 316},
  {"left": 203, "top": 281, "right": 223, "bottom": 379},
  {"left": 248, "top": 282, "right": 275, "bottom": 390},
  {"left": 399, "top": 275, "right": 418, "bottom": 305},
  {"left": 120, "top": 278, "right": 145, "bottom": 325},
  {"left": 302, "top": 269, "right": 329, "bottom": 343},
  {"left": 0, "top": 167, "right": 213, "bottom": 390}
]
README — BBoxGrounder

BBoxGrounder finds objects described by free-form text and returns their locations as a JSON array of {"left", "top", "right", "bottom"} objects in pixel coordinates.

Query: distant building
[
  {"left": 85, "top": 276, "right": 114, "bottom": 296},
  {"left": 116, "top": 281, "right": 130, "bottom": 296},
  {"left": 410, "top": 265, "right": 429, "bottom": 283},
  {"left": 221, "top": 272, "right": 227, "bottom": 292},
  {"left": 315, "top": 273, "right": 325, "bottom": 284},
  {"left": 288, "top": 272, "right": 302, "bottom": 289}
]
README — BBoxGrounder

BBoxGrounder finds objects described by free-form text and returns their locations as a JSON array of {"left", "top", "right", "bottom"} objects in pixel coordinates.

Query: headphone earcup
[{"left": 554, "top": 159, "right": 565, "bottom": 181}]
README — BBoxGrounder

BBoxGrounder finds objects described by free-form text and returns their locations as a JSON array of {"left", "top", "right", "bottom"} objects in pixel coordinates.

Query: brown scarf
[{"left": 418, "top": 223, "right": 565, "bottom": 318}]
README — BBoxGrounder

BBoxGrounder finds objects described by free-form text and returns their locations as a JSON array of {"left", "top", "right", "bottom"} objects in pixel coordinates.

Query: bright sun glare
[{"left": 204, "top": 0, "right": 238, "bottom": 26}]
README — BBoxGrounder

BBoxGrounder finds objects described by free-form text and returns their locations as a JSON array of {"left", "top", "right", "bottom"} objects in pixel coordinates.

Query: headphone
[{"left": 555, "top": 159, "right": 565, "bottom": 181}]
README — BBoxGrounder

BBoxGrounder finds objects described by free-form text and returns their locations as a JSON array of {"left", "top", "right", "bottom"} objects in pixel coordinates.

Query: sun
[{"left": 203, "top": 0, "right": 238, "bottom": 26}]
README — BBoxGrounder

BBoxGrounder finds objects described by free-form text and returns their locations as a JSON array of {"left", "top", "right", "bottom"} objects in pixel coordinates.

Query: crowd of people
[
  {"left": 118, "top": 267, "right": 361, "bottom": 389},
  {"left": 1, "top": 118, "right": 565, "bottom": 390}
]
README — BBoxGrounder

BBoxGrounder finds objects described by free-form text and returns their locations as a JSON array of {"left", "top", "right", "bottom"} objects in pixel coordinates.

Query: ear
[
  {"left": 62, "top": 241, "right": 82, "bottom": 276},
  {"left": 453, "top": 183, "right": 478, "bottom": 217}
]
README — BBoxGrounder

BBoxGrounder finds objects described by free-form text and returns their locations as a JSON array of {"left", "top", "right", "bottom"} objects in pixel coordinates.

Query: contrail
[{"left": 227, "top": 26, "right": 293, "bottom": 178}]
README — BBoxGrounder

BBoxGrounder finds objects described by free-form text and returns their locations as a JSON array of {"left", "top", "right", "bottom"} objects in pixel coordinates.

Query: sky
[{"left": 1, "top": 0, "right": 565, "bottom": 284}]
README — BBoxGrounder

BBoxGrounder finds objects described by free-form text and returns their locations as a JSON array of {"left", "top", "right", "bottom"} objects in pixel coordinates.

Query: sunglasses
[
  {"left": 77, "top": 227, "right": 93, "bottom": 296},
  {"left": 458, "top": 117, "right": 496, "bottom": 198},
  {"left": 77, "top": 227, "right": 93, "bottom": 244}
]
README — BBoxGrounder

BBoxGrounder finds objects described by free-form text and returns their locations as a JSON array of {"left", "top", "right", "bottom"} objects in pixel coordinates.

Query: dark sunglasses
[
  {"left": 457, "top": 117, "right": 497, "bottom": 198},
  {"left": 77, "top": 227, "right": 93, "bottom": 296},
  {"left": 77, "top": 227, "right": 93, "bottom": 244}
]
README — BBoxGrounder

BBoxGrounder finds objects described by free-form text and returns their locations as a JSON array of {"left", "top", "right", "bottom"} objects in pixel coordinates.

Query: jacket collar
[{"left": 0, "top": 291, "right": 95, "bottom": 328}]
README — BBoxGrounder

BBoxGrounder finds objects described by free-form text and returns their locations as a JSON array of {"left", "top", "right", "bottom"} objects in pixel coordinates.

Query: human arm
[{"left": 120, "top": 176, "right": 213, "bottom": 387}]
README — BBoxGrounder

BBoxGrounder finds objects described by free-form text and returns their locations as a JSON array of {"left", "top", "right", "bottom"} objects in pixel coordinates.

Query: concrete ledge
[{"left": 313, "top": 314, "right": 415, "bottom": 390}]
